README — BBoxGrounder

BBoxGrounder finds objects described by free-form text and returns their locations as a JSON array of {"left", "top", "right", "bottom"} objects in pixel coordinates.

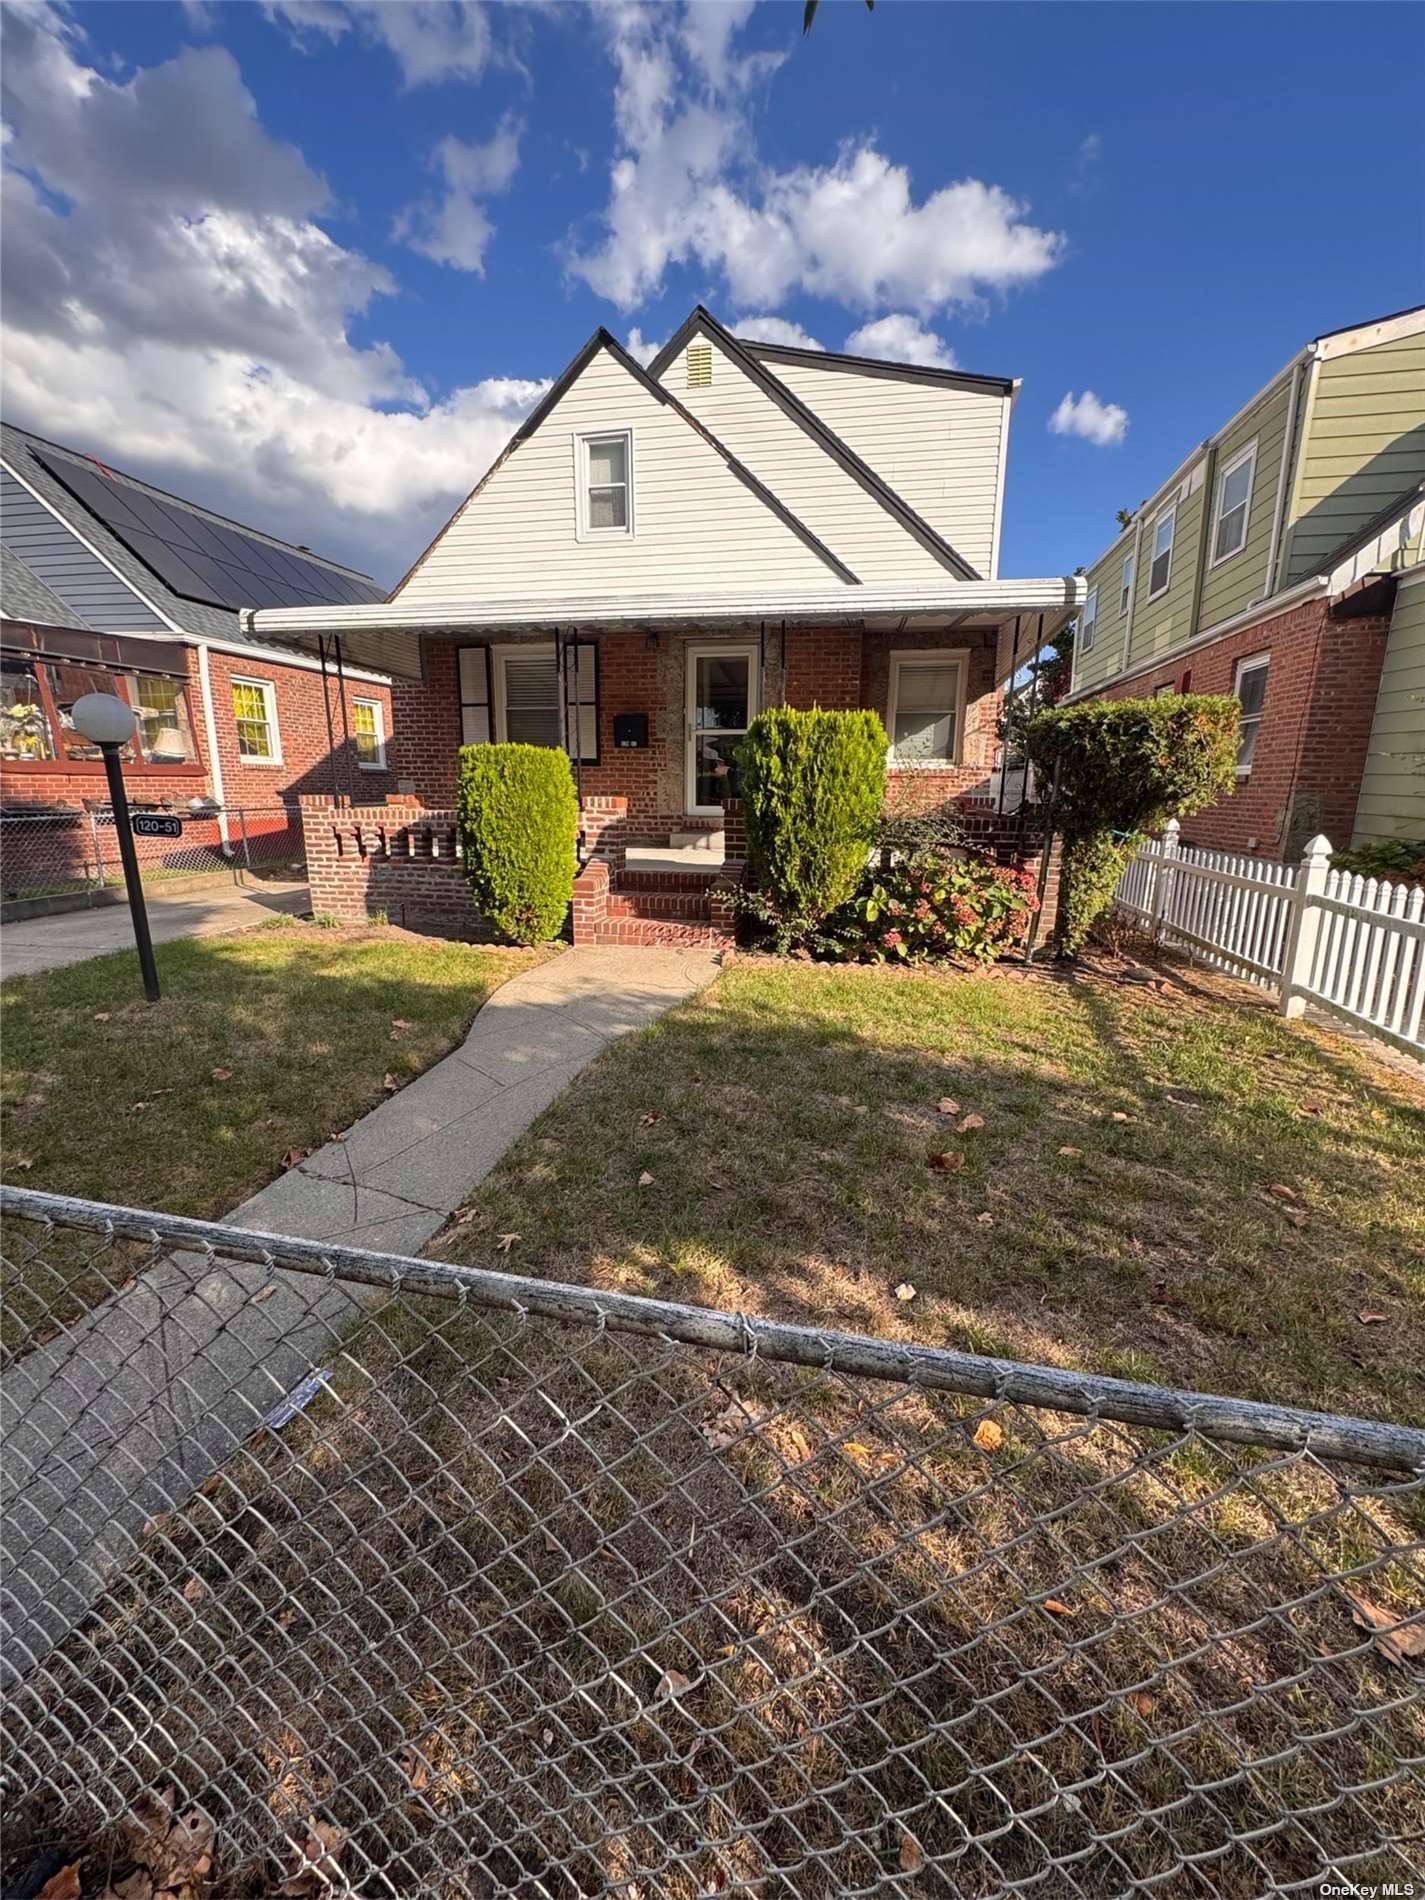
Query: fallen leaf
[
  {"left": 701, "top": 1398, "right": 769, "bottom": 1450},
  {"left": 852, "top": 1103, "right": 868, "bottom": 1115},
  {"left": 1057, "top": 1145, "right": 1083, "bottom": 1158},
  {"left": 975, "top": 1211, "right": 996, "bottom": 1226},
  {"left": 281, "top": 1148, "right": 309, "bottom": 1169},
  {"left": 1127, "top": 1690, "right": 1156, "bottom": 1719},
  {"left": 210, "top": 1066, "right": 232, "bottom": 1082},
  {"left": 972, "top": 1418, "right": 1004, "bottom": 1453},
  {"left": 1110, "top": 1111, "right": 1133, "bottom": 1123},
  {"left": 899, "top": 1833, "right": 925, "bottom": 1875},
  {"left": 252, "top": 1283, "right": 278, "bottom": 1305},
  {"left": 390, "top": 1017, "right": 415, "bottom": 1031},
  {"left": 543, "top": 1530, "right": 560, "bottom": 1555},
  {"left": 1042, "top": 1599, "right": 1077, "bottom": 1619},
  {"left": 280, "top": 1818, "right": 347, "bottom": 1895},
  {"left": 1358, "top": 1309, "right": 1388, "bottom": 1324},
  {"left": 131, "top": 1101, "right": 150, "bottom": 1112},
  {"left": 936, "top": 1098, "right": 960, "bottom": 1116},
  {"left": 400, "top": 1748, "right": 430, "bottom": 1792},
  {"left": 14, "top": 1155, "right": 35, "bottom": 1171},
  {"left": 956, "top": 1112, "right": 985, "bottom": 1134},
  {"left": 638, "top": 1170, "right": 655, "bottom": 1187},
  {"left": 94, "top": 1010, "right": 112, "bottom": 1022},
  {"left": 36, "top": 1864, "right": 81, "bottom": 1900},
  {"left": 657, "top": 1667, "right": 693, "bottom": 1700},
  {"left": 638, "top": 1111, "right": 662, "bottom": 1127},
  {"left": 1347, "top": 1591, "right": 1425, "bottom": 1666},
  {"left": 495, "top": 1233, "right": 521, "bottom": 1253},
  {"left": 894, "top": 1282, "right": 917, "bottom": 1303},
  {"left": 102, "top": 1872, "right": 155, "bottom": 1900},
  {"left": 182, "top": 1574, "right": 207, "bottom": 1603},
  {"left": 1268, "top": 1183, "right": 1298, "bottom": 1203},
  {"left": 542, "top": 1726, "right": 554, "bottom": 1746},
  {"left": 928, "top": 1150, "right": 965, "bottom": 1173},
  {"left": 382, "top": 1072, "right": 400, "bottom": 1092}
]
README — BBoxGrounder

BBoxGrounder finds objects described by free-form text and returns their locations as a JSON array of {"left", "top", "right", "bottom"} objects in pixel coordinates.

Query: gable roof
[
  {"left": 0, "top": 544, "right": 90, "bottom": 630},
  {"left": 392, "top": 326, "right": 860, "bottom": 599},
  {"left": 648, "top": 307, "right": 983, "bottom": 582},
  {"left": 741, "top": 336, "right": 1016, "bottom": 399},
  {"left": 0, "top": 422, "right": 385, "bottom": 642}
]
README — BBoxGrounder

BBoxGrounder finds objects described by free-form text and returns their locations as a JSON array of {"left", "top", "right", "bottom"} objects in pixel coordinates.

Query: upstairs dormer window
[{"left": 577, "top": 429, "right": 634, "bottom": 538}]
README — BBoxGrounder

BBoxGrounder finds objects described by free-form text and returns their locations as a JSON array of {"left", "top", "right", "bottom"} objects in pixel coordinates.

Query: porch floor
[{"left": 624, "top": 840, "right": 726, "bottom": 875}]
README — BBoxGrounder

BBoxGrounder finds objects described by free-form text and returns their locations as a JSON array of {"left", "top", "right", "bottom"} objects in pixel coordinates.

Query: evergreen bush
[
  {"left": 455, "top": 743, "right": 578, "bottom": 944},
  {"left": 739, "top": 707, "right": 887, "bottom": 944},
  {"left": 1019, "top": 695, "right": 1239, "bottom": 955}
]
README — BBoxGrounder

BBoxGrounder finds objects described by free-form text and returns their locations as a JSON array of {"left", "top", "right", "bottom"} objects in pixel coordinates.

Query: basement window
[{"left": 1234, "top": 653, "right": 1269, "bottom": 775}]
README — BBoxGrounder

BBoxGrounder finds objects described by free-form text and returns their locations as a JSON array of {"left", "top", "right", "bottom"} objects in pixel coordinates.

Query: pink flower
[
  {"left": 914, "top": 900, "right": 931, "bottom": 919},
  {"left": 883, "top": 929, "right": 903, "bottom": 947}
]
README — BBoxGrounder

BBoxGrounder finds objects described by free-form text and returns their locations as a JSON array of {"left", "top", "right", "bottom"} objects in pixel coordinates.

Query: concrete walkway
[
  {"left": 0, "top": 876, "right": 311, "bottom": 977},
  {"left": 1, "top": 944, "right": 719, "bottom": 1683}
]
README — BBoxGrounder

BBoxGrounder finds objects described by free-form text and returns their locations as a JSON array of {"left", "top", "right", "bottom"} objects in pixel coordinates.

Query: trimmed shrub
[
  {"left": 456, "top": 743, "right": 578, "bottom": 943},
  {"left": 1330, "top": 838, "right": 1425, "bottom": 883},
  {"left": 826, "top": 850, "right": 1039, "bottom": 965},
  {"left": 1020, "top": 695, "right": 1239, "bottom": 956},
  {"left": 739, "top": 706, "right": 887, "bottom": 944}
]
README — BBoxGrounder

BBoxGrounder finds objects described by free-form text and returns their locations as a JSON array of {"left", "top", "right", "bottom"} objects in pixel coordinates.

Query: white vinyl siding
[
  {"left": 662, "top": 331, "right": 950, "bottom": 585},
  {"left": 397, "top": 349, "right": 837, "bottom": 605},
  {"left": 1353, "top": 571, "right": 1425, "bottom": 844},
  {"left": 761, "top": 358, "right": 1010, "bottom": 578}
]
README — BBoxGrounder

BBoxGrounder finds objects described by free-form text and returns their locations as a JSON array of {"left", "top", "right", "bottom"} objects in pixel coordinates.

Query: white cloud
[
  {"left": 1069, "top": 131, "right": 1102, "bottom": 196},
  {"left": 842, "top": 314, "right": 956, "bottom": 368},
  {"left": 567, "top": 6, "right": 1064, "bottom": 317},
  {"left": 1048, "top": 389, "right": 1128, "bottom": 447},
  {"left": 624, "top": 327, "right": 664, "bottom": 366},
  {"left": 732, "top": 315, "right": 823, "bottom": 350},
  {"left": 0, "top": 4, "right": 544, "bottom": 577},
  {"left": 261, "top": 1, "right": 494, "bottom": 89},
  {"left": 394, "top": 117, "right": 521, "bottom": 272}
]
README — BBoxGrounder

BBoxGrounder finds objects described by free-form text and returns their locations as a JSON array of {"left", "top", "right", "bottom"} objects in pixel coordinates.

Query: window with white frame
[
  {"left": 232, "top": 676, "right": 280, "bottom": 763},
  {"left": 457, "top": 643, "right": 598, "bottom": 762},
  {"left": 577, "top": 430, "right": 633, "bottom": 537},
  {"left": 351, "top": 696, "right": 386, "bottom": 769},
  {"left": 1211, "top": 441, "right": 1257, "bottom": 564},
  {"left": 886, "top": 651, "right": 965, "bottom": 765},
  {"left": 1079, "top": 588, "right": 1098, "bottom": 653},
  {"left": 1119, "top": 554, "right": 1135, "bottom": 613},
  {"left": 1233, "top": 654, "right": 1269, "bottom": 775},
  {"left": 1147, "top": 505, "right": 1176, "bottom": 599}
]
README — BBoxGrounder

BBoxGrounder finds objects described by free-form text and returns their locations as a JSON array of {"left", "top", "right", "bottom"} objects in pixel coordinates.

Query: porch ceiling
[{"left": 242, "top": 578, "right": 1084, "bottom": 682}]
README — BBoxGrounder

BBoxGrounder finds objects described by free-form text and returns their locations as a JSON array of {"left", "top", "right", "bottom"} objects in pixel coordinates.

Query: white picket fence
[{"left": 1113, "top": 821, "right": 1425, "bottom": 1058}]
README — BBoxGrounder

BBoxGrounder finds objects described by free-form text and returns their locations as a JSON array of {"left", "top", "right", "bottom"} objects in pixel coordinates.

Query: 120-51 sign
[{"left": 130, "top": 813, "right": 184, "bottom": 840}]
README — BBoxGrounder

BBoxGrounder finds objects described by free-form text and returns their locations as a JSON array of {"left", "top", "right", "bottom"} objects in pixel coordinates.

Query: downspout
[
  {"left": 1264, "top": 351, "right": 1310, "bottom": 597},
  {"left": 194, "top": 642, "right": 232, "bottom": 853},
  {"left": 1186, "top": 443, "right": 1219, "bottom": 645},
  {"left": 1122, "top": 513, "right": 1144, "bottom": 678}
]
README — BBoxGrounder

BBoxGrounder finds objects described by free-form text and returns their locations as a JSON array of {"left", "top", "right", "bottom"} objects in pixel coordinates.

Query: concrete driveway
[{"left": 0, "top": 877, "right": 310, "bottom": 977}]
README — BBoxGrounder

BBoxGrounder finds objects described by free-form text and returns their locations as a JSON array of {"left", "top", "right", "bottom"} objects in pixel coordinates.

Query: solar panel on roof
[{"left": 32, "top": 451, "right": 385, "bottom": 613}]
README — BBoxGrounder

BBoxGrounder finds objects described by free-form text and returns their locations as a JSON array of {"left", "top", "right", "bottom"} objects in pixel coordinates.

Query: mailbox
[{"left": 613, "top": 712, "right": 649, "bottom": 749}]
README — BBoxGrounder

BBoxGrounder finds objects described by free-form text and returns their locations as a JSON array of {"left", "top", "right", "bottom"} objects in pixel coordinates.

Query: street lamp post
[{"left": 70, "top": 693, "right": 161, "bottom": 1003}]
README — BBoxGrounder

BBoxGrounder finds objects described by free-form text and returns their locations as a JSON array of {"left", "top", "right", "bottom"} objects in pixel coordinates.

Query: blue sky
[{"left": 2, "top": 0, "right": 1421, "bottom": 586}]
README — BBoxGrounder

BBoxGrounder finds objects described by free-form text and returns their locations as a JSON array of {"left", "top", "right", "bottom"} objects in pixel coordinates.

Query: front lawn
[
  {"left": 1, "top": 920, "right": 540, "bottom": 1341},
  {"left": 437, "top": 954, "right": 1425, "bottom": 1424}
]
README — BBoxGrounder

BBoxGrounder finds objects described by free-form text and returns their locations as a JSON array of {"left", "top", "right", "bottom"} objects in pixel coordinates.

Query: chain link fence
[
  {"left": 1, "top": 805, "right": 306, "bottom": 908},
  {"left": 2, "top": 1185, "right": 1422, "bottom": 1899}
]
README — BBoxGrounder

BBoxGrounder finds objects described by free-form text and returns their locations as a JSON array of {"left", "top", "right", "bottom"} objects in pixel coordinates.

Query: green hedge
[
  {"left": 1020, "top": 695, "right": 1240, "bottom": 955},
  {"left": 1330, "top": 838, "right": 1425, "bottom": 883},
  {"left": 739, "top": 707, "right": 887, "bottom": 944},
  {"left": 455, "top": 744, "right": 578, "bottom": 944}
]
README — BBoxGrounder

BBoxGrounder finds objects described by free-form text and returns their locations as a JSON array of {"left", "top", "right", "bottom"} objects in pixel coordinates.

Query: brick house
[
  {"left": 1068, "top": 306, "right": 1425, "bottom": 861},
  {"left": 1, "top": 423, "right": 395, "bottom": 896},
  {"left": 243, "top": 307, "right": 1082, "bottom": 943}
]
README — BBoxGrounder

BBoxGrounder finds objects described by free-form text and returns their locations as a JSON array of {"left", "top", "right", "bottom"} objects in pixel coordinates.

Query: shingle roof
[
  {"left": 0, "top": 543, "right": 91, "bottom": 630},
  {"left": 0, "top": 422, "right": 385, "bottom": 641}
]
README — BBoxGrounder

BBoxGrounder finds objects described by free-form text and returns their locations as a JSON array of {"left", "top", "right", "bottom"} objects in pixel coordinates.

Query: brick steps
[
  {"left": 616, "top": 867, "right": 725, "bottom": 892},
  {"left": 591, "top": 917, "right": 727, "bottom": 947},
  {"left": 606, "top": 890, "right": 710, "bottom": 921}
]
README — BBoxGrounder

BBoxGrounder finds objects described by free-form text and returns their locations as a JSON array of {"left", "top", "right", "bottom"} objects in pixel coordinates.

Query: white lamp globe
[{"left": 71, "top": 692, "right": 138, "bottom": 747}]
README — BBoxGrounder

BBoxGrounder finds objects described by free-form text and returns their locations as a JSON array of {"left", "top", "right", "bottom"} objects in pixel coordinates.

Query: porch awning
[{"left": 242, "top": 577, "right": 1085, "bottom": 683}]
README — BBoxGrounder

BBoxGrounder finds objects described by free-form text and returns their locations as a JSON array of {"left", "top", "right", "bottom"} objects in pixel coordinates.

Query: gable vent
[{"left": 686, "top": 341, "right": 713, "bottom": 389}]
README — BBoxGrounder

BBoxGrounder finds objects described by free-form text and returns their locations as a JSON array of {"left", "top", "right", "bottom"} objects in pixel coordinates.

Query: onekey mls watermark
[{"left": 1317, "top": 1884, "right": 1419, "bottom": 1898}]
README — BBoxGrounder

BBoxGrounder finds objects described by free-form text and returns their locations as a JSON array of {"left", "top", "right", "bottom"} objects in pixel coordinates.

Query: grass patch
[
  {"left": 435, "top": 955, "right": 1425, "bottom": 1425},
  {"left": 1, "top": 922, "right": 541, "bottom": 1342}
]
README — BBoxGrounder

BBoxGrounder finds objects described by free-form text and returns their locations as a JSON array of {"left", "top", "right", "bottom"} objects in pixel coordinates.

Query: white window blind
[{"left": 503, "top": 652, "right": 562, "bottom": 748}]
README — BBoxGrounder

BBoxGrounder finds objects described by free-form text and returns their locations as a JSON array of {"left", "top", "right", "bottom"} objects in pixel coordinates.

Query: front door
[{"left": 686, "top": 645, "right": 758, "bottom": 817}]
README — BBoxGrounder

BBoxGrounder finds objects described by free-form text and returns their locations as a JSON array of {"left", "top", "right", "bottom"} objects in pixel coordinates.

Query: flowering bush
[{"left": 823, "top": 849, "right": 1040, "bottom": 965}]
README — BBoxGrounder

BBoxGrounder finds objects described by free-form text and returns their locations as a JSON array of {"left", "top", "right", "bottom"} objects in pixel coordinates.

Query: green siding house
[{"left": 1068, "top": 306, "right": 1425, "bottom": 860}]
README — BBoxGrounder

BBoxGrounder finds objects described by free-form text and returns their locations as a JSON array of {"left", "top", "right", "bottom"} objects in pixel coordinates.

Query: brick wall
[
  {"left": 784, "top": 628, "right": 863, "bottom": 709},
  {"left": 299, "top": 796, "right": 487, "bottom": 937},
  {"left": 862, "top": 628, "right": 1002, "bottom": 810},
  {"left": 1096, "top": 596, "right": 1390, "bottom": 858}
]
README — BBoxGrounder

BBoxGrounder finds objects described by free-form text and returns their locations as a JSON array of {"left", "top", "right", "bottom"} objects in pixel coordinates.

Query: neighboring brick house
[
  {"left": 242, "top": 306, "right": 1083, "bottom": 943},
  {"left": 1, "top": 424, "right": 396, "bottom": 858},
  {"left": 1068, "top": 306, "right": 1425, "bottom": 860}
]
